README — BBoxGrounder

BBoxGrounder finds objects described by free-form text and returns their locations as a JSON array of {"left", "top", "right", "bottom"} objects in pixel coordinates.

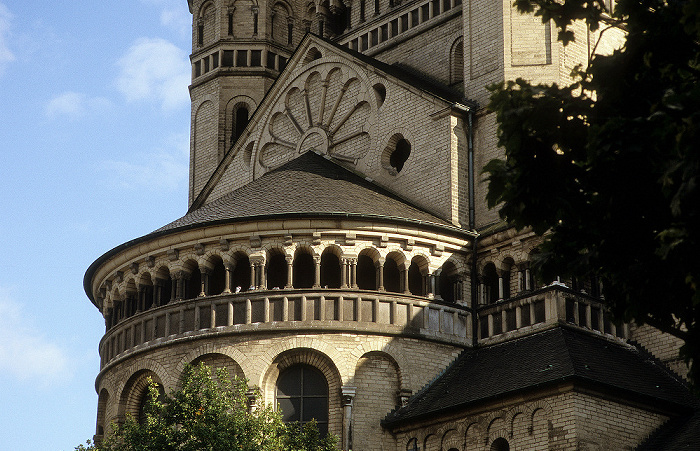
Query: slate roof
[
  {"left": 157, "top": 151, "right": 455, "bottom": 233},
  {"left": 383, "top": 326, "right": 698, "bottom": 427},
  {"left": 637, "top": 409, "right": 700, "bottom": 450}
]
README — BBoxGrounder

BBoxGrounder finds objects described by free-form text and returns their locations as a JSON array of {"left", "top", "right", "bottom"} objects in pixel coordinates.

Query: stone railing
[
  {"left": 476, "top": 284, "right": 627, "bottom": 344},
  {"left": 339, "top": 0, "right": 462, "bottom": 55},
  {"left": 192, "top": 42, "right": 292, "bottom": 81},
  {"left": 99, "top": 289, "right": 472, "bottom": 368}
]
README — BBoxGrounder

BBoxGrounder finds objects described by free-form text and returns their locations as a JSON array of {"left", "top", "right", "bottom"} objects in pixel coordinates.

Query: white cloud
[
  {"left": 116, "top": 37, "right": 190, "bottom": 110},
  {"left": 0, "top": 288, "right": 70, "bottom": 386},
  {"left": 44, "top": 91, "right": 111, "bottom": 121},
  {"left": 0, "top": 2, "right": 16, "bottom": 75},
  {"left": 139, "top": 0, "right": 191, "bottom": 37},
  {"left": 99, "top": 132, "right": 189, "bottom": 192}
]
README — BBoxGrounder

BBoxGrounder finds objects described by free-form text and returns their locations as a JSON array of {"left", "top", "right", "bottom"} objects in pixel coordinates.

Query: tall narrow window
[
  {"left": 276, "top": 365, "right": 329, "bottom": 436},
  {"left": 228, "top": 12, "right": 234, "bottom": 35},
  {"left": 288, "top": 21, "right": 294, "bottom": 44},
  {"left": 360, "top": 0, "right": 366, "bottom": 22},
  {"left": 198, "top": 23, "right": 204, "bottom": 45},
  {"left": 374, "top": 0, "right": 379, "bottom": 15},
  {"left": 253, "top": 9, "right": 259, "bottom": 34}
]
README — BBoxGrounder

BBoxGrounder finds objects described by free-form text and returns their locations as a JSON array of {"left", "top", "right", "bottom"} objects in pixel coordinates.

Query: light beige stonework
[{"left": 86, "top": 1, "right": 688, "bottom": 449}]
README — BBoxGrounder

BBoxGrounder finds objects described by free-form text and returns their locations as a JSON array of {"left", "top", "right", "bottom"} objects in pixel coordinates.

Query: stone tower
[
  {"left": 187, "top": 0, "right": 347, "bottom": 205},
  {"left": 86, "top": 1, "right": 696, "bottom": 449}
]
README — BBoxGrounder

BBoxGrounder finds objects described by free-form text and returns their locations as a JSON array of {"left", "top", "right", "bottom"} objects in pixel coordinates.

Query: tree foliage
[
  {"left": 485, "top": 0, "right": 700, "bottom": 383},
  {"left": 76, "top": 364, "right": 337, "bottom": 451}
]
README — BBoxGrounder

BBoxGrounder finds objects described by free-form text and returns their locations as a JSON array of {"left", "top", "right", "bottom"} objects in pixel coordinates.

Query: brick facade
[{"left": 85, "top": 1, "right": 690, "bottom": 449}]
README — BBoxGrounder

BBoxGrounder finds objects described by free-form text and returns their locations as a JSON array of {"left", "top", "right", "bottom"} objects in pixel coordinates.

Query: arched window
[
  {"left": 483, "top": 263, "right": 499, "bottom": 304},
  {"left": 491, "top": 437, "right": 510, "bottom": 451},
  {"left": 155, "top": 267, "right": 173, "bottom": 306},
  {"left": 209, "top": 257, "right": 226, "bottom": 295},
  {"left": 231, "top": 253, "right": 251, "bottom": 292},
  {"left": 408, "top": 261, "right": 423, "bottom": 295},
  {"left": 439, "top": 261, "right": 460, "bottom": 303},
  {"left": 276, "top": 364, "right": 328, "bottom": 436},
  {"left": 450, "top": 39, "right": 464, "bottom": 90},
  {"left": 231, "top": 105, "right": 249, "bottom": 146},
  {"left": 357, "top": 254, "right": 376, "bottom": 290},
  {"left": 383, "top": 258, "right": 401, "bottom": 293},
  {"left": 320, "top": 250, "right": 341, "bottom": 288},
  {"left": 185, "top": 265, "right": 202, "bottom": 300},
  {"left": 266, "top": 251, "right": 288, "bottom": 290},
  {"left": 293, "top": 251, "right": 315, "bottom": 288}
]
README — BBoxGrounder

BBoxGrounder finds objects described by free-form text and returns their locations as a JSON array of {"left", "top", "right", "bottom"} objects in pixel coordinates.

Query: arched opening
[
  {"left": 320, "top": 249, "right": 341, "bottom": 288},
  {"left": 232, "top": 105, "right": 249, "bottom": 145},
  {"left": 450, "top": 39, "right": 464, "bottom": 90},
  {"left": 276, "top": 364, "right": 329, "bottom": 436},
  {"left": 125, "top": 280, "right": 138, "bottom": 318},
  {"left": 209, "top": 256, "right": 226, "bottom": 295},
  {"left": 501, "top": 257, "right": 515, "bottom": 299},
  {"left": 491, "top": 437, "right": 510, "bottom": 451},
  {"left": 357, "top": 254, "right": 376, "bottom": 290},
  {"left": 122, "top": 370, "right": 164, "bottom": 426},
  {"left": 155, "top": 266, "right": 172, "bottom": 306},
  {"left": 185, "top": 263, "right": 202, "bottom": 300},
  {"left": 293, "top": 250, "right": 315, "bottom": 288},
  {"left": 191, "top": 353, "right": 244, "bottom": 381},
  {"left": 139, "top": 273, "right": 154, "bottom": 311},
  {"left": 267, "top": 250, "right": 288, "bottom": 290},
  {"left": 231, "top": 252, "right": 251, "bottom": 292},
  {"left": 483, "top": 263, "right": 499, "bottom": 304},
  {"left": 383, "top": 257, "right": 401, "bottom": 293},
  {"left": 439, "top": 261, "right": 460, "bottom": 303},
  {"left": 96, "top": 389, "right": 109, "bottom": 437},
  {"left": 408, "top": 256, "right": 429, "bottom": 296}
]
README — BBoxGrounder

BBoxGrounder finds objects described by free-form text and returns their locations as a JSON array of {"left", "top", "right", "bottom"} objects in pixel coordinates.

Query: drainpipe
[
  {"left": 466, "top": 108, "right": 479, "bottom": 347},
  {"left": 454, "top": 103, "right": 479, "bottom": 347}
]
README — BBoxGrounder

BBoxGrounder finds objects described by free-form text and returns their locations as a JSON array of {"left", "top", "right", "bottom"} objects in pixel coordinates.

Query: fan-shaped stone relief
[{"left": 256, "top": 64, "right": 375, "bottom": 172}]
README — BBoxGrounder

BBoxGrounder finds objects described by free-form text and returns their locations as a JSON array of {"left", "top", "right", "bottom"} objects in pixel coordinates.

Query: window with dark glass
[{"left": 276, "top": 365, "right": 328, "bottom": 436}]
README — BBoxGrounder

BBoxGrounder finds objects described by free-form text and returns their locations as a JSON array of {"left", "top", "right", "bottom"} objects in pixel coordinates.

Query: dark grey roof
[
  {"left": 157, "top": 151, "right": 454, "bottom": 232},
  {"left": 383, "top": 326, "right": 698, "bottom": 427},
  {"left": 637, "top": 409, "right": 700, "bottom": 450}
]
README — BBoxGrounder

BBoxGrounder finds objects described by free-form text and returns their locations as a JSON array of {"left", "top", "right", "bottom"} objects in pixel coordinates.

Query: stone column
[
  {"left": 525, "top": 266, "right": 532, "bottom": 291},
  {"left": 250, "top": 265, "right": 256, "bottom": 290},
  {"left": 286, "top": 257, "right": 294, "bottom": 288},
  {"left": 259, "top": 262, "right": 267, "bottom": 290},
  {"left": 341, "top": 386, "right": 356, "bottom": 451},
  {"left": 403, "top": 267, "right": 410, "bottom": 294},
  {"left": 313, "top": 256, "right": 321, "bottom": 288},
  {"left": 200, "top": 270, "right": 208, "bottom": 297},
  {"left": 341, "top": 258, "right": 348, "bottom": 288},
  {"left": 224, "top": 262, "right": 233, "bottom": 294},
  {"left": 377, "top": 259, "right": 385, "bottom": 291},
  {"left": 497, "top": 271, "right": 504, "bottom": 301},
  {"left": 350, "top": 258, "right": 357, "bottom": 288}
]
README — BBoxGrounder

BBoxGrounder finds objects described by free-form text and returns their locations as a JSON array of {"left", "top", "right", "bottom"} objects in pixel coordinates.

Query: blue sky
[{"left": 0, "top": 1, "right": 193, "bottom": 449}]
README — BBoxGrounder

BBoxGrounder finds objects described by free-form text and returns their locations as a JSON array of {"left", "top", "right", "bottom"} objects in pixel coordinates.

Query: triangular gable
[{"left": 192, "top": 34, "right": 473, "bottom": 228}]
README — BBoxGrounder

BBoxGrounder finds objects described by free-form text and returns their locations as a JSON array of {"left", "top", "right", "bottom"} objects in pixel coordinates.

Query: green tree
[
  {"left": 76, "top": 363, "right": 337, "bottom": 451},
  {"left": 485, "top": 0, "right": 700, "bottom": 384}
]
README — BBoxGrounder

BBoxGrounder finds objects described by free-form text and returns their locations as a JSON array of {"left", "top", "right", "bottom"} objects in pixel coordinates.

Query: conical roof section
[{"left": 157, "top": 151, "right": 454, "bottom": 233}]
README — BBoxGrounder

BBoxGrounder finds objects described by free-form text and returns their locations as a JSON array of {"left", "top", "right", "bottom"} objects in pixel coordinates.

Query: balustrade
[
  {"left": 99, "top": 288, "right": 471, "bottom": 368},
  {"left": 477, "top": 285, "right": 627, "bottom": 343}
]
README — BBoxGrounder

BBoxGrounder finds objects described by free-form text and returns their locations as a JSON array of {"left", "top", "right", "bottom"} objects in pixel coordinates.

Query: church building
[{"left": 84, "top": 0, "right": 698, "bottom": 449}]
